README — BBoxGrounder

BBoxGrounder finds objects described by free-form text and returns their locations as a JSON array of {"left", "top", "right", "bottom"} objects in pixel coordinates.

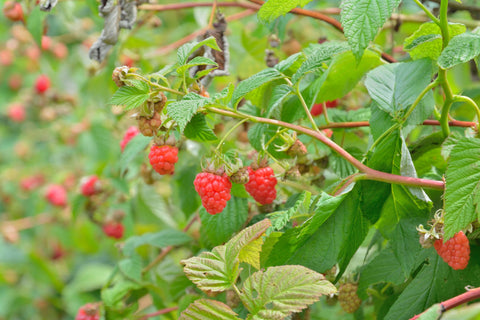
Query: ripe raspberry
[
  {"left": 102, "top": 222, "right": 124, "bottom": 239},
  {"left": 7, "top": 103, "right": 26, "bottom": 122},
  {"left": 338, "top": 283, "right": 362, "bottom": 314},
  {"left": 35, "top": 75, "right": 50, "bottom": 94},
  {"left": 120, "top": 126, "right": 139, "bottom": 152},
  {"left": 80, "top": 175, "right": 101, "bottom": 196},
  {"left": 138, "top": 112, "right": 162, "bottom": 136},
  {"left": 194, "top": 172, "right": 232, "bottom": 215},
  {"left": 245, "top": 166, "right": 277, "bottom": 205},
  {"left": 325, "top": 100, "right": 339, "bottom": 108},
  {"left": 148, "top": 145, "right": 178, "bottom": 175},
  {"left": 434, "top": 231, "right": 470, "bottom": 270},
  {"left": 75, "top": 303, "right": 100, "bottom": 320},
  {"left": 3, "top": 1, "right": 23, "bottom": 22},
  {"left": 45, "top": 184, "right": 67, "bottom": 207}
]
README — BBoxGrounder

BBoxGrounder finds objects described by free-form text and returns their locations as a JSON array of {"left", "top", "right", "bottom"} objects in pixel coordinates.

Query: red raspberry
[
  {"left": 75, "top": 303, "right": 100, "bottom": 320},
  {"left": 45, "top": 184, "right": 67, "bottom": 207},
  {"left": 35, "top": 75, "right": 50, "bottom": 94},
  {"left": 20, "top": 174, "right": 45, "bottom": 191},
  {"left": 338, "top": 283, "right": 362, "bottom": 313},
  {"left": 245, "top": 166, "right": 277, "bottom": 205},
  {"left": 322, "top": 128, "right": 333, "bottom": 138},
  {"left": 434, "top": 231, "right": 470, "bottom": 270},
  {"left": 3, "top": 1, "right": 23, "bottom": 22},
  {"left": 102, "top": 222, "right": 124, "bottom": 239},
  {"left": 194, "top": 172, "right": 232, "bottom": 215},
  {"left": 148, "top": 145, "right": 178, "bottom": 175},
  {"left": 80, "top": 175, "right": 101, "bottom": 196},
  {"left": 120, "top": 126, "right": 139, "bottom": 152},
  {"left": 325, "top": 100, "right": 338, "bottom": 108},
  {"left": 41, "top": 36, "right": 51, "bottom": 51},
  {"left": 310, "top": 100, "right": 338, "bottom": 116},
  {"left": 7, "top": 103, "right": 26, "bottom": 122}
]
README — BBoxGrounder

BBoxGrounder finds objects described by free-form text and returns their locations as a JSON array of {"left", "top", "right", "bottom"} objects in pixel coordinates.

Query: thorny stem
[
  {"left": 207, "top": 106, "right": 445, "bottom": 190},
  {"left": 412, "top": 0, "right": 440, "bottom": 25},
  {"left": 315, "top": 119, "right": 477, "bottom": 130}
]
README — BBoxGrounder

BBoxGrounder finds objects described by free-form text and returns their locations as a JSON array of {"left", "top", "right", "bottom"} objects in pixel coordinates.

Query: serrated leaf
[
  {"left": 181, "top": 245, "right": 240, "bottom": 293},
  {"left": 404, "top": 22, "right": 466, "bottom": 60},
  {"left": 109, "top": 82, "right": 150, "bottom": 111},
  {"left": 167, "top": 93, "right": 210, "bottom": 132},
  {"left": 268, "top": 192, "right": 311, "bottom": 231},
  {"left": 438, "top": 33, "right": 480, "bottom": 69},
  {"left": 266, "top": 84, "right": 293, "bottom": 118},
  {"left": 177, "top": 56, "right": 218, "bottom": 75},
  {"left": 274, "top": 52, "right": 305, "bottom": 73},
  {"left": 118, "top": 134, "right": 152, "bottom": 174},
  {"left": 118, "top": 254, "right": 143, "bottom": 283},
  {"left": 444, "top": 138, "right": 480, "bottom": 239},
  {"left": 365, "top": 59, "right": 434, "bottom": 114},
  {"left": 238, "top": 237, "right": 264, "bottom": 270},
  {"left": 177, "top": 36, "right": 221, "bottom": 65},
  {"left": 292, "top": 41, "right": 349, "bottom": 84},
  {"left": 257, "top": 0, "right": 313, "bottom": 23},
  {"left": 138, "top": 184, "right": 177, "bottom": 227},
  {"left": 184, "top": 114, "right": 217, "bottom": 142},
  {"left": 122, "top": 229, "right": 192, "bottom": 256},
  {"left": 341, "top": 0, "right": 401, "bottom": 61},
  {"left": 240, "top": 265, "right": 336, "bottom": 320},
  {"left": 200, "top": 196, "right": 249, "bottom": 246},
  {"left": 226, "top": 219, "right": 272, "bottom": 260},
  {"left": 26, "top": 7, "right": 44, "bottom": 47},
  {"left": 230, "top": 68, "right": 284, "bottom": 108},
  {"left": 179, "top": 299, "right": 240, "bottom": 320}
]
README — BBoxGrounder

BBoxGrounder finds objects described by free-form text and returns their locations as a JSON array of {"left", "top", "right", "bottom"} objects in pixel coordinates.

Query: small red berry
[
  {"left": 102, "top": 222, "right": 124, "bottom": 239},
  {"left": 7, "top": 103, "right": 26, "bottom": 122},
  {"left": 245, "top": 166, "right": 277, "bottom": 205},
  {"left": 45, "top": 184, "right": 67, "bottom": 207},
  {"left": 75, "top": 303, "right": 100, "bottom": 320},
  {"left": 120, "top": 126, "right": 139, "bottom": 152},
  {"left": 0, "top": 49, "right": 13, "bottom": 66},
  {"left": 325, "top": 100, "right": 338, "bottom": 108},
  {"left": 434, "top": 231, "right": 470, "bottom": 270},
  {"left": 35, "top": 74, "right": 50, "bottom": 94},
  {"left": 3, "top": 1, "right": 23, "bottom": 22},
  {"left": 20, "top": 174, "right": 45, "bottom": 191},
  {"left": 310, "top": 100, "right": 338, "bottom": 117},
  {"left": 148, "top": 145, "right": 178, "bottom": 175},
  {"left": 194, "top": 172, "right": 232, "bottom": 215},
  {"left": 80, "top": 175, "right": 101, "bottom": 196},
  {"left": 41, "top": 36, "right": 51, "bottom": 50},
  {"left": 323, "top": 128, "right": 333, "bottom": 138}
]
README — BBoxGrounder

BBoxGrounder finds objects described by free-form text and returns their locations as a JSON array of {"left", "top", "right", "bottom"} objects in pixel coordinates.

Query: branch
[
  {"left": 428, "top": 0, "right": 480, "bottom": 13},
  {"left": 208, "top": 107, "right": 445, "bottom": 190},
  {"left": 140, "top": 306, "right": 178, "bottom": 320}
]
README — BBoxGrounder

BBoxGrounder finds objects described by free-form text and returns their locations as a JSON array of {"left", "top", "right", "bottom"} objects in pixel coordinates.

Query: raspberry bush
[{"left": 3, "top": 0, "right": 480, "bottom": 319}]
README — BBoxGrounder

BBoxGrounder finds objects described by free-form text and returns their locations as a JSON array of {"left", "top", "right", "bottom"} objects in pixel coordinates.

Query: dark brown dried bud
[
  {"left": 287, "top": 139, "right": 307, "bottom": 157},
  {"left": 138, "top": 112, "right": 162, "bottom": 137}
]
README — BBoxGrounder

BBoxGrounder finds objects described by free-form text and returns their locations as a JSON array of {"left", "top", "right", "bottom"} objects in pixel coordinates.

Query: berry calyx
[
  {"left": 45, "top": 184, "right": 67, "bottom": 207},
  {"left": 148, "top": 145, "right": 178, "bottom": 175},
  {"left": 194, "top": 172, "right": 232, "bottom": 215},
  {"left": 80, "top": 175, "right": 101, "bottom": 196},
  {"left": 75, "top": 303, "right": 100, "bottom": 320},
  {"left": 7, "top": 103, "right": 26, "bottom": 122},
  {"left": 120, "top": 126, "right": 139, "bottom": 152},
  {"left": 434, "top": 231, "right": 470, "bottom": 270},
  {"left": 35, "top": 74, "right": 50, "bottom": 94},
  {"left": 102, "top": 222, "right": 124, "bottom": 239},
  {"left": 338, "top": 282, "right": 362, "bottom": 314},
  {"left": 245, "top": 166, "right": 277, "bottom": 205}
]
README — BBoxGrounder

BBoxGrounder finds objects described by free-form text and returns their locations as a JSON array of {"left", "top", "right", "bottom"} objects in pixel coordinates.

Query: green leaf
[
  {"left": 438, "top": 33, "right": 480, "bottom": 69},
  {"left": 268, "top": 192, "right": 311, "bottom": 231},
  {"left": 292, "top": 41, "right": 349, "bottom": 84},
  {"left": 123, "top": 230, "right": 192, "bottom": 256},
  {"left": 230, "top": 68, "right": 284, "bottom": 108},
  {"left": 118, "top": 255, "right": 143, "bottom": 283},
  {"left": 274, "top": 52, "right": 305, "bottom": 73},
  {"left": 199, "top": 196, "right": 249, "bottom": 246},
  {"left": 167, "top": 93, "right": 210, "bottom": 133},
  {"left": 109, "top": 81, "right": 150, "bottom": 111},
  {"left": 177, "top": 56, "right": 218, "bottom": 76},
  {"left": 240, "top": 265, "right": 336, "bottom": 319},
  {"left": 365, "top": 59, "right": 434, "bottom": 114},
  {"left": 118, "top": 134, "right": 152, "bottom": 174},
  {"left": 177, "top": 37, "right": 221, "bottom": 65},
  {"left": 102, "top": 280, "right": 141, "bottom": 308},
  {"left": 26, "top": 7, "right": 44, "bottom": 47},
  {"left": 226, "top": 218, "right": 272, "bottom": 259},
  {"left": 138, "top": 184, "right": 177, "bottom": 227},
  {"left": 184, "top": 114, "right": 217, "bottom": 142},
  {"left": 266, "top": 84, "right": 293, "bottom": 118},
  {"left": 64, "top": 263, "right": 114, "bottom": 293},
  {"left": 181, "top": 245, "right": 239, "bottom": 293},
  {"left": 404, "top": 22, "right": 466, "bottom": 61},
  {"left": 257, "top": 0, "right": 313, "bottom": 23},
  {"left": 315, "top": 50, "right": 383, "bottom": 103},
  {"left": 444, "top": 138, "right": 480, "bottom": 240},
  {"left": 247, "top": 123, "right": 287, "bottom": 159},
  {"left": 341, "top": 0, "right": 401, "bottom": 61},
  {"left": 179, "top": 299, "right": 240, "bottom": 320}
]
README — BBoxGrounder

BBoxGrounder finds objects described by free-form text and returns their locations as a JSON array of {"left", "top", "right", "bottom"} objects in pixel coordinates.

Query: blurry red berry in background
[
  {"left": 120, "top": 126, "right": 140, "bottom": 152},
  {"left": 103, "top": 222, "right": 124, "bottom": 239},
  {"left": 8, "top": 74, "right": 22, "bottom": 90},
  {"left": 322, "top": 129, "right": 333, "bottom": 138},
  {"left": 35, "top": 74, "right": 50, "bottom": 94},
  {"left": 311, "top": 100, "right": 339, "bottom": 116},
  {"left": 7, "top": 103, "right": 26, "bottom": 122},
  {"left": 80, "top": 175, "right": 101, "bottom": 196},
  {"left": 41, "top": 35, "right": 51, "bottom": 50},
  {"left": 52, "top": 42, "right": 68, "bottom": 59},
  {"left": 20, "top": 174, "right": 45, "bottom": 191},
  {"left": 45, "top": 184, "right": 67, "bottom": 207},
  {"left": 3, "top": 1, "right": 24, "bottom": 22},
  {"left": 0, "top": 49, "right": 13, "bottom": 66},
  {"left": 75, "top": 303, "right": 100, "bottom": 320}
]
